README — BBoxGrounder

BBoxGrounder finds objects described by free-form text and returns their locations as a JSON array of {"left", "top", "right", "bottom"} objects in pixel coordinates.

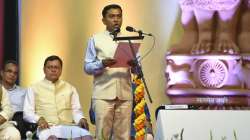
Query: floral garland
[{"left": 133, "top": 75, "right": 146, "bottom": 140}]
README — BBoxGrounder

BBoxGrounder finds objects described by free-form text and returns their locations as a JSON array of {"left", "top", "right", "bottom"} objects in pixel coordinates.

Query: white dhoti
[{"left": 37, "top": 125, "right": 92, "bottom": 140}]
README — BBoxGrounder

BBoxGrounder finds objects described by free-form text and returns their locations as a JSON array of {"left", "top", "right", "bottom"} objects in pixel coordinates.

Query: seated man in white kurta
[
  {"left": 23, "top": 55, "right": 92, "bottom": 140},
  {"left": 1, "top": 60, "right": 29, "bottom": 139}
]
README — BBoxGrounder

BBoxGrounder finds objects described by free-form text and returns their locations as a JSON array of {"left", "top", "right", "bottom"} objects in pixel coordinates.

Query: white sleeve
[
  {"left": 23, "top": 87, "right": 40, "bottom": 123},
  {"left": 71, "top": 87, "right": 84, "bottom": 124},
  {"left": 84, "top": 37, "right": 104, "bottom": 75}
]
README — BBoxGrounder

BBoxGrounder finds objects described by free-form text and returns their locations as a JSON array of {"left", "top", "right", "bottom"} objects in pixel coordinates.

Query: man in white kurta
[
  {"left": 0, "top": 86, "right": 21, "bottom": 139},
  {"left": 23, "top": 55, "right": 92, "bottom": 140}
]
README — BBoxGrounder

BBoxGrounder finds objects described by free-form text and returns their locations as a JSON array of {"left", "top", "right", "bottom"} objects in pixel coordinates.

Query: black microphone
[
  {"left": 126, "top": 26, "right": 136, "bottom": 32},
  {"left": 126, "top": 26, "right": 152, "bottom": 36},
  {"left": 110, "top": 27, "right": 120, "bottom": 37}
]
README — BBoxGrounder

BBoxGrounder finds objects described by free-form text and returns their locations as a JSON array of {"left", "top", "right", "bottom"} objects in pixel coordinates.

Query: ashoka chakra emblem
[{"left": 198, "top": 60, "right": 228, "bottom": 88}]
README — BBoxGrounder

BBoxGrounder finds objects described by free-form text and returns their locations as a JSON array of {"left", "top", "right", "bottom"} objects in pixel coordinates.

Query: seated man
[
  {"left": 0, "top": 85, "right": 21, "bottom": 139},
  {"left": 1, "top": 60, "right": 29, "bottom": 138},
  {"left": 23, "top": 55, "right": 92, "bottom": 140}
]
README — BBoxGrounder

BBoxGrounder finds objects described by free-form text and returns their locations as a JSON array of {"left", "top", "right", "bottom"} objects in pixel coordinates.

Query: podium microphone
[
  {"left": 126, "top": 26, "right": 152, "bottom": 36},
  {"left": 110, "top": 27, "right": 120, "bottom": 37}
]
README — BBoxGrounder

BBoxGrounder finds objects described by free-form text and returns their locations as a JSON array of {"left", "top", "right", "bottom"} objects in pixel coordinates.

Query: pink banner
[{"left": 0, "top": 0, "right": 4, "bottom": 68}]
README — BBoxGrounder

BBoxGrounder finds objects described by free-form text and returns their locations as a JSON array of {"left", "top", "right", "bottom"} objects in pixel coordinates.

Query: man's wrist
[
  {"left": 102, "top": 60, "right": 107, "bottom": 67},
  {"left": 0, "top": 115, "right": 7, "bottom": 125}
]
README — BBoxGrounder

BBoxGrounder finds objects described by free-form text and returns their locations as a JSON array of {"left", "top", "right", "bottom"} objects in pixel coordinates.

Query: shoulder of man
[
  {"left": 93, "top": 30, "right": 110, "bottom": 39},
  {"left": 14, "top": 85, "right": 25, "bottom": 90},
  {"left": 28, "top": 79, "right": 51, "bottom": 91},
  {"left": 57, "top": 80, "right": 76, "bottom": 89},
  {"left": 14, "top": 85, "right": 28, "bottom": 95},
  {"left": 54, "top": 80, "right": 79, "bottom": 95}
]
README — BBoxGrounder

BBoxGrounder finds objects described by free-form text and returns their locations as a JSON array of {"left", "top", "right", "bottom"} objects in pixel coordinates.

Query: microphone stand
[{"left": 114, "top": 35, "right": 153, "bottom": 103}]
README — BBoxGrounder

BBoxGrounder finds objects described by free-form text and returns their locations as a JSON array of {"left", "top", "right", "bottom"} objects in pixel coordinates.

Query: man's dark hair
[
  {"left": 102, "top": 4, "right": 122, "bottom": 18},
  {"left": 44, "top": 55, "right": 63, "bottom": 67},
  {"left": 2, "top": 60, "right": 18, "bottom": 70}
]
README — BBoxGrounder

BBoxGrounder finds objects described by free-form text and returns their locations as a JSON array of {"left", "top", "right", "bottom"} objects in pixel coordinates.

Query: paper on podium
[{"left": 111, "top": 42, "right": 140, "bottom": 68}]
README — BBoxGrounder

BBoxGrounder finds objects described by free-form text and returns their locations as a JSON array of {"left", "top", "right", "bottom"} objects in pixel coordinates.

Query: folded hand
[
  {"left": 102, "top": 59, "right": 117, "bottom": 67},
  {"left": 78, "top": 118, "right": 89, "bottom": 130}
]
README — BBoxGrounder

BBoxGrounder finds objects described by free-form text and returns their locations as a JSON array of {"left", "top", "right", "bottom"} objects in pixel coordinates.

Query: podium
[{"left": 155, "top": 110, "right": 250, "bottom": 140}]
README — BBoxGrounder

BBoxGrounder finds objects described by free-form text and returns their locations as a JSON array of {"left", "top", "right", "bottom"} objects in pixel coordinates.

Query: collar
[
  {"left": 104, "top": 30, "right": 122, "bottom": 37},
  {"left": 6, "top": 84, "right": 17, "bottom": 91},
  {"left": 43, "top": 78, "right": 61, "bottom": 85}
]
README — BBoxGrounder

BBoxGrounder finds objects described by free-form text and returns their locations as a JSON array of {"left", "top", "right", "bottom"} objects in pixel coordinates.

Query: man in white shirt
[
  {"left": 24, "top": 55, "right": 92, "bottom": 140},
  {"left": 1, "top": 60, "right": 28, "bottom": 138},
  {"left": 84, "top": 4, "right": 135, "bottom": 140}
]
